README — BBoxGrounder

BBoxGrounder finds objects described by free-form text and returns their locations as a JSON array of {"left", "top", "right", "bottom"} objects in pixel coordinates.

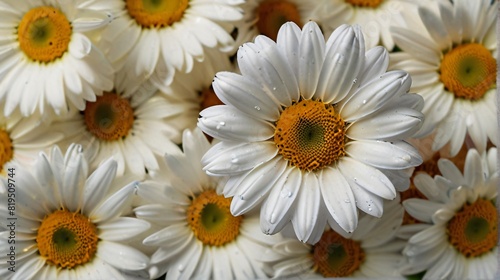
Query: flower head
[
  {"left": 0, "top": 144, "right": 150, "bottom": 279},
  {"left": 198, "top": 21, "right": 423, "bottom": 244}
]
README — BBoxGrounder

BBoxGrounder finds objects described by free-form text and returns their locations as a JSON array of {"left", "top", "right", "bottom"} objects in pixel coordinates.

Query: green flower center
[
  {"left": 17, "top": 6, "right": 72, "bottom": 63},
  {"left": 126, "top": 0, "right": 189, "bottom": 28},
  {"left": 274, "top": 99, "right": 346, "bottom": 171},
  {"left": 256, "top": 0, "right": 302, "bottom": 41},
  {"left": 37, "top": 209, "right": 98, "bottom": 268},
  {"left": 187, "top": 190, "right": 243, "bottom": 246},
  {"left": 447, "top": 198, "right": 498, "bottom": 257},
  {"left": 84, "top": 92, "right": 135, "bottom": 141},
  {"left": 313, "top": 230, "right": 365, "bottom": 277},
  {"left": 440, "top": 43, "right": 496, "bottom": 100}
]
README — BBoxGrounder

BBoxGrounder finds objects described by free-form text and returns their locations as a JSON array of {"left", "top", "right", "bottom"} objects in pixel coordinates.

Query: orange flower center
[
  {"left": 256, "top": 0, "right": 302, "bottom": 41},
  {"left": 126, "top": 0, "right": 189, "bottom": 28},
  {"left": 345, "top": 0, "right": 383, "bottom": 8}
]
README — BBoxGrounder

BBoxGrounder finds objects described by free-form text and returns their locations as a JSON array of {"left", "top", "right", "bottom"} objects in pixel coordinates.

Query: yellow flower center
[
  {"left": 440, "top": 43, "right": 496, "bottom": 100},
  {"left": 126, "top": 0, "right": 189, "bottom": 28},
  {"left": 447, "top": 198, "right": 497, "bottom": 258},
  {"left": 345, "top": 0, "right": 383, "bottom": 8},
  {"left": 187, "top": 189, "right": 243, "bottom": 247},
  {"left": 274, "top": 99, "right": 346, "bottom": 172},
  {"left": 0, "top": 129, "right": 13, "bottom": 172},
  {"left": 84, "top": 92, "right": 134, "bottom": 141},
  {"left": 313, "top": 229, "right": 365, "bottom": 277},
  {"left": 17, "top": 6, "right": 72, "bottom": 63},
  {"left": 256, "top": 0, "right": 302, "bottom": 41},
  {"left": 36, "top": 209, "right": 98, "bottom": 269}
]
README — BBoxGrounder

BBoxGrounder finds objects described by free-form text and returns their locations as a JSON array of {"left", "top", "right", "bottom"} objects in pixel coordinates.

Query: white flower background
[{"left": 0, "top": 0, "right": 498, "bottom": 279}]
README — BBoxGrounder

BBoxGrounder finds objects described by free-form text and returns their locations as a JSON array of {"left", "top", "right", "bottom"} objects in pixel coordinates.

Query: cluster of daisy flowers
[{"left": 0, "top": 0, "right": 497, "bottom": 279}]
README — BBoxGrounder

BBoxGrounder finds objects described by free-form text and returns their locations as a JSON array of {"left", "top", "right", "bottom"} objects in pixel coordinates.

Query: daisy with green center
[
  {"left": 390, "top": 0, "right": 497, "bottom": 156},
  {"left": 97, "top": 0, "right": 242, "bottom": 97},
  {"left": 0, "top": 144, "right": 150, "bottom": 280},
  {"left": 0, "top": 110, "right": 63, "bottom": 176},
  {"left": 134, "top": 128, "right": 284, "bottom": 279},
  {"left": 312, "top": 0, "right": 416, "bottom": 49},
  {"left": 264, "top": 197, "right": 405, "bottom": 278},
  {"left": 400, "top": 147, "right": 498, "bottom": 279},
  {"left": 198, "top": 21, "right": 423, "bottom": 244},
  {"left": 52, "top": 88, "right": 187, "bottom": 177},
  {"left": 0, "top": 0, "right": 115, "bottom": 116}
]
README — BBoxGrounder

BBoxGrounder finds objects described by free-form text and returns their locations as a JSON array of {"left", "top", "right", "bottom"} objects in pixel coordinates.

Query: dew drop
[
  {"left": 272, "top": 87, "right": 277, "bottom": 91},
  {"left": 362, "top": 99, "right": 367, "bottom": 104},
  {"left": 344, "top": 199, "right": 350, "bottom": 203},
  {"left": 254, "top": 106, "right": 261, "bottom": 111},
  {"left": 401, "top": 155, "right": 411, "bottom": 163},
  {"left": 352, "top": 78, "right": 357, "bottom": 84},
  {"left": 178, "top": 265, "right": 184, "bottom": 272},
  {"left": 231, "top": 158, "right": 239, "bottom": 163}
]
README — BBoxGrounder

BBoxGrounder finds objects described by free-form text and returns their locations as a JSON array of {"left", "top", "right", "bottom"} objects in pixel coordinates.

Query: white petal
[
  {"left": 11, "top": 256, "right": 45, "bottom": 280},
  {"left": 418, "top": 6, "right": 452, "bottom": 50},
  {"left": 297, "top": 21, "right": 324, "bottom": 99},
  {"left": 198, "top": 105, "right": 275, "bottom": 142},
  {"left": 98, "top": 217, "right": 150, "bottom": 241},
  {"left": 464, "top": 148, "right": 485, "bottom": 187},
  {"left": 356, "top": 46, "right": 388, "bottom": 87},
  {"left": 166, "top": 241, "right": 202, "bottom": 280},
  {"left": 61, "top": 152, "right": 86, "bottom": 212},
  {"left": 276, "top": 22, "right": 301, "bottom": 82},
  {"left": 213, "top": 72, "right": 280, "bottom": 121},
  {"left": 340, "top": 71, "right": 411, "bottom": 122},
  {"left": 90, "top": 181, "right": 137, "bottom": 223},
  {"left": 391, "top": 27, "right": 440, "bottom": 65},
  {"left": 96, "top": 240, "right": 149, "bottom": 271},
  {"left": 319, "top": 167, "right": 358, "bottom": 233},
  {"left": 72, "top": 10, "right": 113, "bottom": 32},
  {"left": 291, "top": 172, "right": 322, "bottom": 243},
  {"left": 202, "top": 141, "right": 278, "bottom": 175},
  {"left": 346, "top": 140, "right": 422, "bottom": 170},
  {"left": 69, "top": 33, "right": 92, "bottom": 59},
  {"left": 403, "top": 198, "right": 443, "bottom": 223},
  {"left": 316, "top": 24, "right": 364, "bottom": 103},
  {"left": 260, "top": 167, "right": 301, "bottom": 234},
  {"left": 82, "top": 158, "right": 117, "bottom": 216},
  {"left": 347, "top": 107, "right": 423, "bottom": 141},
  {"left": 230, "top": 157, "right": 288, "bottom": 216}
]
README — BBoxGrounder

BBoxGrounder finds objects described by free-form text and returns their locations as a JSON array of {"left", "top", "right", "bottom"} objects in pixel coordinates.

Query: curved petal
[
  {"left": 89, "top": 181, "right": 137, "bottom": 223},
  {"left": 198, "top": 105, "right": 275, "bottom": 142},
  {"left": 403, "top": 198, "right": 443, "bottom": 224},
  {"left": 319, "top": 167, "right": 358, "bottom": 233},
  {"left": 98, "top": 217, "right": 150, "bottom": 241},
  {"left": 96, "top": 240, "right": 149, "bottom": 271},
  {"left": 212, "top": 72, "right": 280, "bottom": 121},
  {"left": 82, "top": 158, "right": 117, "bottom": 216},
  {"left": 202, "top": 141, "right": 278, "bottom": 175},
  {"left": 291, "top": 172, "right": 322, "bottom": 243},
  {"left": 346, "top": 140, "right": 422, "bottom": 170},
  {"left": 260, "top": 167, "right": 301, "bottom": 234},
  {"left": 297, "top": 21, "right": 325, "bottom": 99}
]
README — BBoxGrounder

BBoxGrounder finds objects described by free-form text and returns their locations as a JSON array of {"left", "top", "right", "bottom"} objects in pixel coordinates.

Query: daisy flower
[
  {"left": 134, "top": 128, "right": 283, "bottom": 279},
  {"left": 234, "top": 0, "right": 320, "bottom": 48},
  {"left": 265, "top": 197, "right": 405, "bottom": 278},
  {"left": 98, "top": 0, "right": 243, "bottom": 97},
  {"left": 52, "top": 89, "right": 187, "bottom": 177},
  {"left": 390, "top": 0, "right": 498, "bottom": 156},
  {"left": 313, "top": 0, "right": 416, "bottom": 49},
  {"left": 0, "top": 0, "right": 114, "bottom": 116},
  {"left": 401, "top": 147, "right": 498, "bottom": 279},
  {"left": 198, "top": 21, "right": 423, "bottom": 244},
  {"left": 0, "top": 144, "right": 150, "bottom": 280},
  {"left": 0, "top": 110, "right": 63, "bottom": 175}
]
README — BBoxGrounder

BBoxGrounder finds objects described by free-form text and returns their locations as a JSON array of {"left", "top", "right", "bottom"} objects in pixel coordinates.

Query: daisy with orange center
[
  {"left": 401, "top": 148, "right": 498, "bottom": 279},
  {"left": 134, "top": 128, "right": 284, "bottom": 279},
  {"left": 96, "top": 0, "right": 242, "bottom": 97},
  {"left": 0, "top": 144, "right": 150, "bottom": 279},
  {"left": 198, "top": 22, "right": 423, "bottom": 244},
  {"left": 390, "top": 0, "right": 498, "bottom": 156},
  {"left": 52, "top": 88, "right": 188, "bottom": 176},
  {"left": 265, "top": 197, "right": 405, "bottom": 278},
  {"left": 0, "top": 0, "right": 114, "bottom": 117}
]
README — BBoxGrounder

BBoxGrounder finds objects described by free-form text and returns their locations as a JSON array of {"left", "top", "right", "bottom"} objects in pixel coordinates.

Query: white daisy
[
  {"left": 198, "top": 21, "right": 423, "bottom": 244},
  {"left": 234, "top": 0, "right": 320, "bottom": 48},
  {"left": 134, "top": 128, "right": 283, "bottom": 279},
  {"left": 97, "top": 0, "right": 243, "bottom": 97},
  {"left": 52, "top": 89, "right": 186, "bottom": 177},
  {"left": 0, "top": 0, "right": 114, "bottom": 116},
  {"left": 0, "top": 110, "right": 63, "bottom": 176},
  {"left": 390, "top": 0, "right": 498, "bottom": 156},
  {"left": 313, "top": 0, "right": 416, "bottom": 49},
  {"left": 401, "top": 147, "right": 498, "bottom": 279},
  {"left": 265, "top": 197, "right": 405, "bottom": 278},
  {"left": 0, "top": 144, "right": 150, "bottom": 280}
]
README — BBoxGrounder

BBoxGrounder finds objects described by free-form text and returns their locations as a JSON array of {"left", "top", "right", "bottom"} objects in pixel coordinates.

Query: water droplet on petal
[
  {"left": 362, "top": 99, "right": 367, "bottom": 104},
  {"left": 254, "top": 106, "right": 261, "bottom": 111},
  {"left": 178, "top": 265, "right": 184, "bottom": 272},
  {"left": 344, "top": 199, "right": 350, "bottom": 203}
]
